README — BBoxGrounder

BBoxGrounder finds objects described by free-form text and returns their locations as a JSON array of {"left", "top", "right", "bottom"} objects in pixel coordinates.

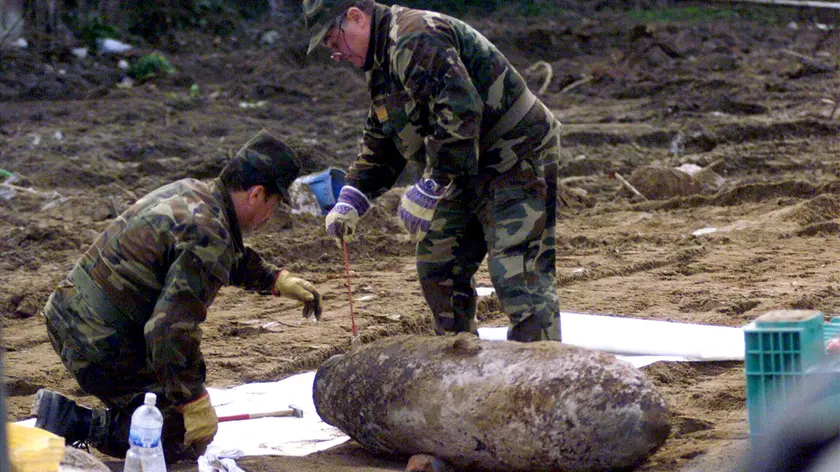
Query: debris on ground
[{"left": 619, "top": 166, "right": 704, "bottom": 201}]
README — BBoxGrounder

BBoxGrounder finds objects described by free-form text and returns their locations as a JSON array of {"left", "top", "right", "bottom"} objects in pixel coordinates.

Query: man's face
[
  {"left": 243, "top": 191, "right": 281, "bottom": 234},
  {"left": 323, "top": 8, "right": 370, "bottom": 69}
]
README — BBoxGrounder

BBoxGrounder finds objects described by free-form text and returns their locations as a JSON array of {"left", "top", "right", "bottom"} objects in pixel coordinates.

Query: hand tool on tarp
[
  {"left": 342, "top": 239, "right": 362, "bottom": 348},
  {"left": 218, "top": 404, "right": 304, "bottom": 422}
]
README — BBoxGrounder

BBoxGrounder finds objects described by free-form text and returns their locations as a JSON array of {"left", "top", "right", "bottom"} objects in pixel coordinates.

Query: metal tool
[
  {"left": 342, "top": 239, "right": 361, "bottom": 348},
  {"left": 218, "top": 404, "right": 304, "bottom": 422}
]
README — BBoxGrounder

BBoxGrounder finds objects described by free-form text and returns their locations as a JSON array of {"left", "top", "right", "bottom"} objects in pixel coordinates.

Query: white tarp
[
  {"left": 207, "top": 371, "right": 348, "bottom": 456},
  {"left": 14, "top": 373, "right": 349, "bottom": 460},
  {"left": 478, "top": 311, "right": 745, "bottom": 366}
]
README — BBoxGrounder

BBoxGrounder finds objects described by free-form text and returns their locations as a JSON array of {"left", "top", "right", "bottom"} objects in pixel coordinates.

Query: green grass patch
[
  {"left": 128, "top": 53, "right": 176, "bottom": 81},
  {"left": 79, "top": 16, "right": 121, "bottom": 49},
  {"left": 387, "top": 0, "right": 568, "bottom": 16},
  {"left": 627, "top": 6, "right": 736, "bottom": 22},
  {"left": 518, "top": 1, "right": 571, "bottom": 17},
  {"left": 627, "top": 5, "right": 795, "bottom": 26},
  {"left": 730, "top": 5, "right": 796, "bottom": 25}
]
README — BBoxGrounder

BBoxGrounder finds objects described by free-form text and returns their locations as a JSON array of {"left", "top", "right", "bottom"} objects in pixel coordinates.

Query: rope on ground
[
  {"left": 525, "top": 60, "right": 553, "bottom": 95},
  {"left": 561, "top": 75, "right": 593, "bottom": 94},
  {"left": 258, "top": 312, "right": 433, "bottom": 382}
]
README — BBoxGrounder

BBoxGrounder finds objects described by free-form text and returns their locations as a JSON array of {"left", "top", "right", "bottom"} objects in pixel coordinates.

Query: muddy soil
[{"left": 3, "top": 2, "right": 840, "bottom": 471}]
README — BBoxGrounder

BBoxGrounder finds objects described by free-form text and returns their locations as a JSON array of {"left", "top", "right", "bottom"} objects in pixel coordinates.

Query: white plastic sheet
[
  {"left": 207, "top": 371, "right": 348, "bottom": 456},
  {"left": 478, "top": 311, "right": 745, "bottom": 367}
]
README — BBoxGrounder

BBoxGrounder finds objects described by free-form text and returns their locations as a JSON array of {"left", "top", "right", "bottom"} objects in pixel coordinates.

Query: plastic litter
[
  {"left": 292, "top": 167, "right": 346, "bottom": 215},
  {"left": 238, "top": 101, "right": 267, "bottom": 109},
  {"left": 123, "top": 392, "right": 166, "bottom": 472},
  {"left": 198, "top": 446, "right": 246, "bottom": 472},
  {"left": 692, "top": 227, "right": 718, "bottom": 236},
  {"left": 71, "top": 47, "right": 89, "bottom": 59},
  {"left": 0, "top": 171, "right": 21, "bottom": 201},
  {"left": 97, "top": 38, "right": 132, "bottom": 54},
  {"left": 0, "top": 175, "right": 68, "bottom": 210},
  {"left": 260, "top": 30, "right": 281, "bottom": 45}
]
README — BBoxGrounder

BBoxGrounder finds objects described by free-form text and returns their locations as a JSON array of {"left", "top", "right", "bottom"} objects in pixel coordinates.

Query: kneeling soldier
[{"left": 33, "top": 130, "right": 321, "bottom": 462}]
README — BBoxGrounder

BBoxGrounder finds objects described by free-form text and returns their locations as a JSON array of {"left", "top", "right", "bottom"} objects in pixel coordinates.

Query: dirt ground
[{"left": 3, "top": 1, "right": 840, "bottom": 470}]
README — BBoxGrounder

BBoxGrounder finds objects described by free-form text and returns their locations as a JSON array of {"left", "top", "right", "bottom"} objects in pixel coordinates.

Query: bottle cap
[{"left": 144, "top": 392, "right": 157, "bottom": 406}]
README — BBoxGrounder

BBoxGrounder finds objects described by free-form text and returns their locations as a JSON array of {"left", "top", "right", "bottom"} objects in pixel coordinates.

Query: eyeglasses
[{"left": 322, "top": 14, "right": 347, "bottom": 48}]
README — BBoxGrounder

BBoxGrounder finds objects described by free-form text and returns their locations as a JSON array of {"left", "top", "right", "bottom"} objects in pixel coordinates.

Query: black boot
[
  {"left": 32, "top": 389, "right": 92, "bottom": 446},
  {"left": 508, "top": 312, "right": 561, "bottom": 342},
  {"left": 451, "top": 291, "right": 478, "bottom": 335}
]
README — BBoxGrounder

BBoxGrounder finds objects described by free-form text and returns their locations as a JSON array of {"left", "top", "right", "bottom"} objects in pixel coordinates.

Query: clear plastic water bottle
[{"left": 123, "top": 392, "right": 167, "bottom": 472}]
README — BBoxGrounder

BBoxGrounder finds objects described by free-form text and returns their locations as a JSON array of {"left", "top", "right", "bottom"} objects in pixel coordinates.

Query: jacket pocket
[{"left": 373, "top": 90, "right": 415, "bottom": 136}]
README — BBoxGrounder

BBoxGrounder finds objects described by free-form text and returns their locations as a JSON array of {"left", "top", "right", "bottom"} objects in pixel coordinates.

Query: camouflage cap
[
  {"left": 302, "top": 0, "right": 354, "bottom": 55},
  {"left": 234, "top": 130, "right": 300, "bottom": 204}
]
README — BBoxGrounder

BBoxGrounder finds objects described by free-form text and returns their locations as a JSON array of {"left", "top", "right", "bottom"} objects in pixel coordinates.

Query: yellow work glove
[
  {"left": 178, "top": 392, "right": 218, "bottom": 455},
  {"left": 325, "top": 186, "right": 371, "bottom": 247},
  {"left": 274, "top": 270, "right": 323, "bottom": 320}
]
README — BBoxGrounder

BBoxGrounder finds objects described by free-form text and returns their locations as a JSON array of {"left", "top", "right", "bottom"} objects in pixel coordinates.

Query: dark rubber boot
[
  {"left": 508, "top": 312, "right": 561, "bottom": 342},
  {"left": 451, "top": 291, "right": 478, "bottom": 335},
  {"left": 32, "top": 389, "right": 92, "bottom": 445}
]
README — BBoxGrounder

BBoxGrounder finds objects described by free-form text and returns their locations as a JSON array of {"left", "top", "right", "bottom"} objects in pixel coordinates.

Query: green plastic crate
[
  {"left": 743, "top": 310, "right": 825, "bottom": 442},
  {"left": 824, "top": 317, "right": 840, "bottom": 346}
]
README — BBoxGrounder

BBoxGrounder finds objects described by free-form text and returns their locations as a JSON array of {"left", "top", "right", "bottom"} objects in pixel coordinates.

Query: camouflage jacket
[
  {"left": 346, "top": 4, "right": 561, "bottom": 199},
  {"left": 64, "top": 178, "right": 280, "bottom": 404}
]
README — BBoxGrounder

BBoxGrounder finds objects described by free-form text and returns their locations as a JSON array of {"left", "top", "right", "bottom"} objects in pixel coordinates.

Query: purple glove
[
  {"left": 398, "top": 178, "right": 447, "bottom": 242},
  {"left": 325, "top": 186, "right": 371, "bottom": 245}
]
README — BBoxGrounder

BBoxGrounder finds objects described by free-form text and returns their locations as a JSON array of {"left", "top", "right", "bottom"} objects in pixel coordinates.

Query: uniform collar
[
  {"left": 214, "top": 178, "right": 245, "bottom": 253},
  {"left": 364, "top": 3, "right": 391, "bottom": 72}
]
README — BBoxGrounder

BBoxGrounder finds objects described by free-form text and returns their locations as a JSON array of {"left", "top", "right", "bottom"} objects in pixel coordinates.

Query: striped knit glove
[
  {"left": 325, "top": 186, "right": 371, "bottom": 246},
  {"left": 398, "top": 178, "right": 448, "bottom": 243}
]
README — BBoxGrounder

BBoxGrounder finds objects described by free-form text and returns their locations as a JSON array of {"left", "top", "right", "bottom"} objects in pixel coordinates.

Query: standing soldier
[
  {"left": 32, "top": 130, "right": 322, "bottom": 462},
  {"left": 305, "top": 0, "right": 562, "bottom": 342}
]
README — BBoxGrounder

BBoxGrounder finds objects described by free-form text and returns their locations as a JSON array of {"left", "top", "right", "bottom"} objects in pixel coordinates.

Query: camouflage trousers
[
  {"left": 43, "top": 279, "right": 193, "bottom": 462},
  {"left": 416, "top": 147, "right": 561, "bottom": 342}
]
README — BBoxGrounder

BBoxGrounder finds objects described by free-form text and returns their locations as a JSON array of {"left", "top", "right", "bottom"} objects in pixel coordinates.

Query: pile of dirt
[
  {"left": 791, "top": 194, "right": 840, "bottom": 226},
  {"left": 622, "top": 166, "right": 703, "bottom": 201},
  {"left": 557, "top": 181, "right": 596, "bottom": 210},
  {"left": 63, "top": 446, "right": 110, "bottom": 472},
  {"left": 0, "top": 46, "right": 121, "bottom": 101}
]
